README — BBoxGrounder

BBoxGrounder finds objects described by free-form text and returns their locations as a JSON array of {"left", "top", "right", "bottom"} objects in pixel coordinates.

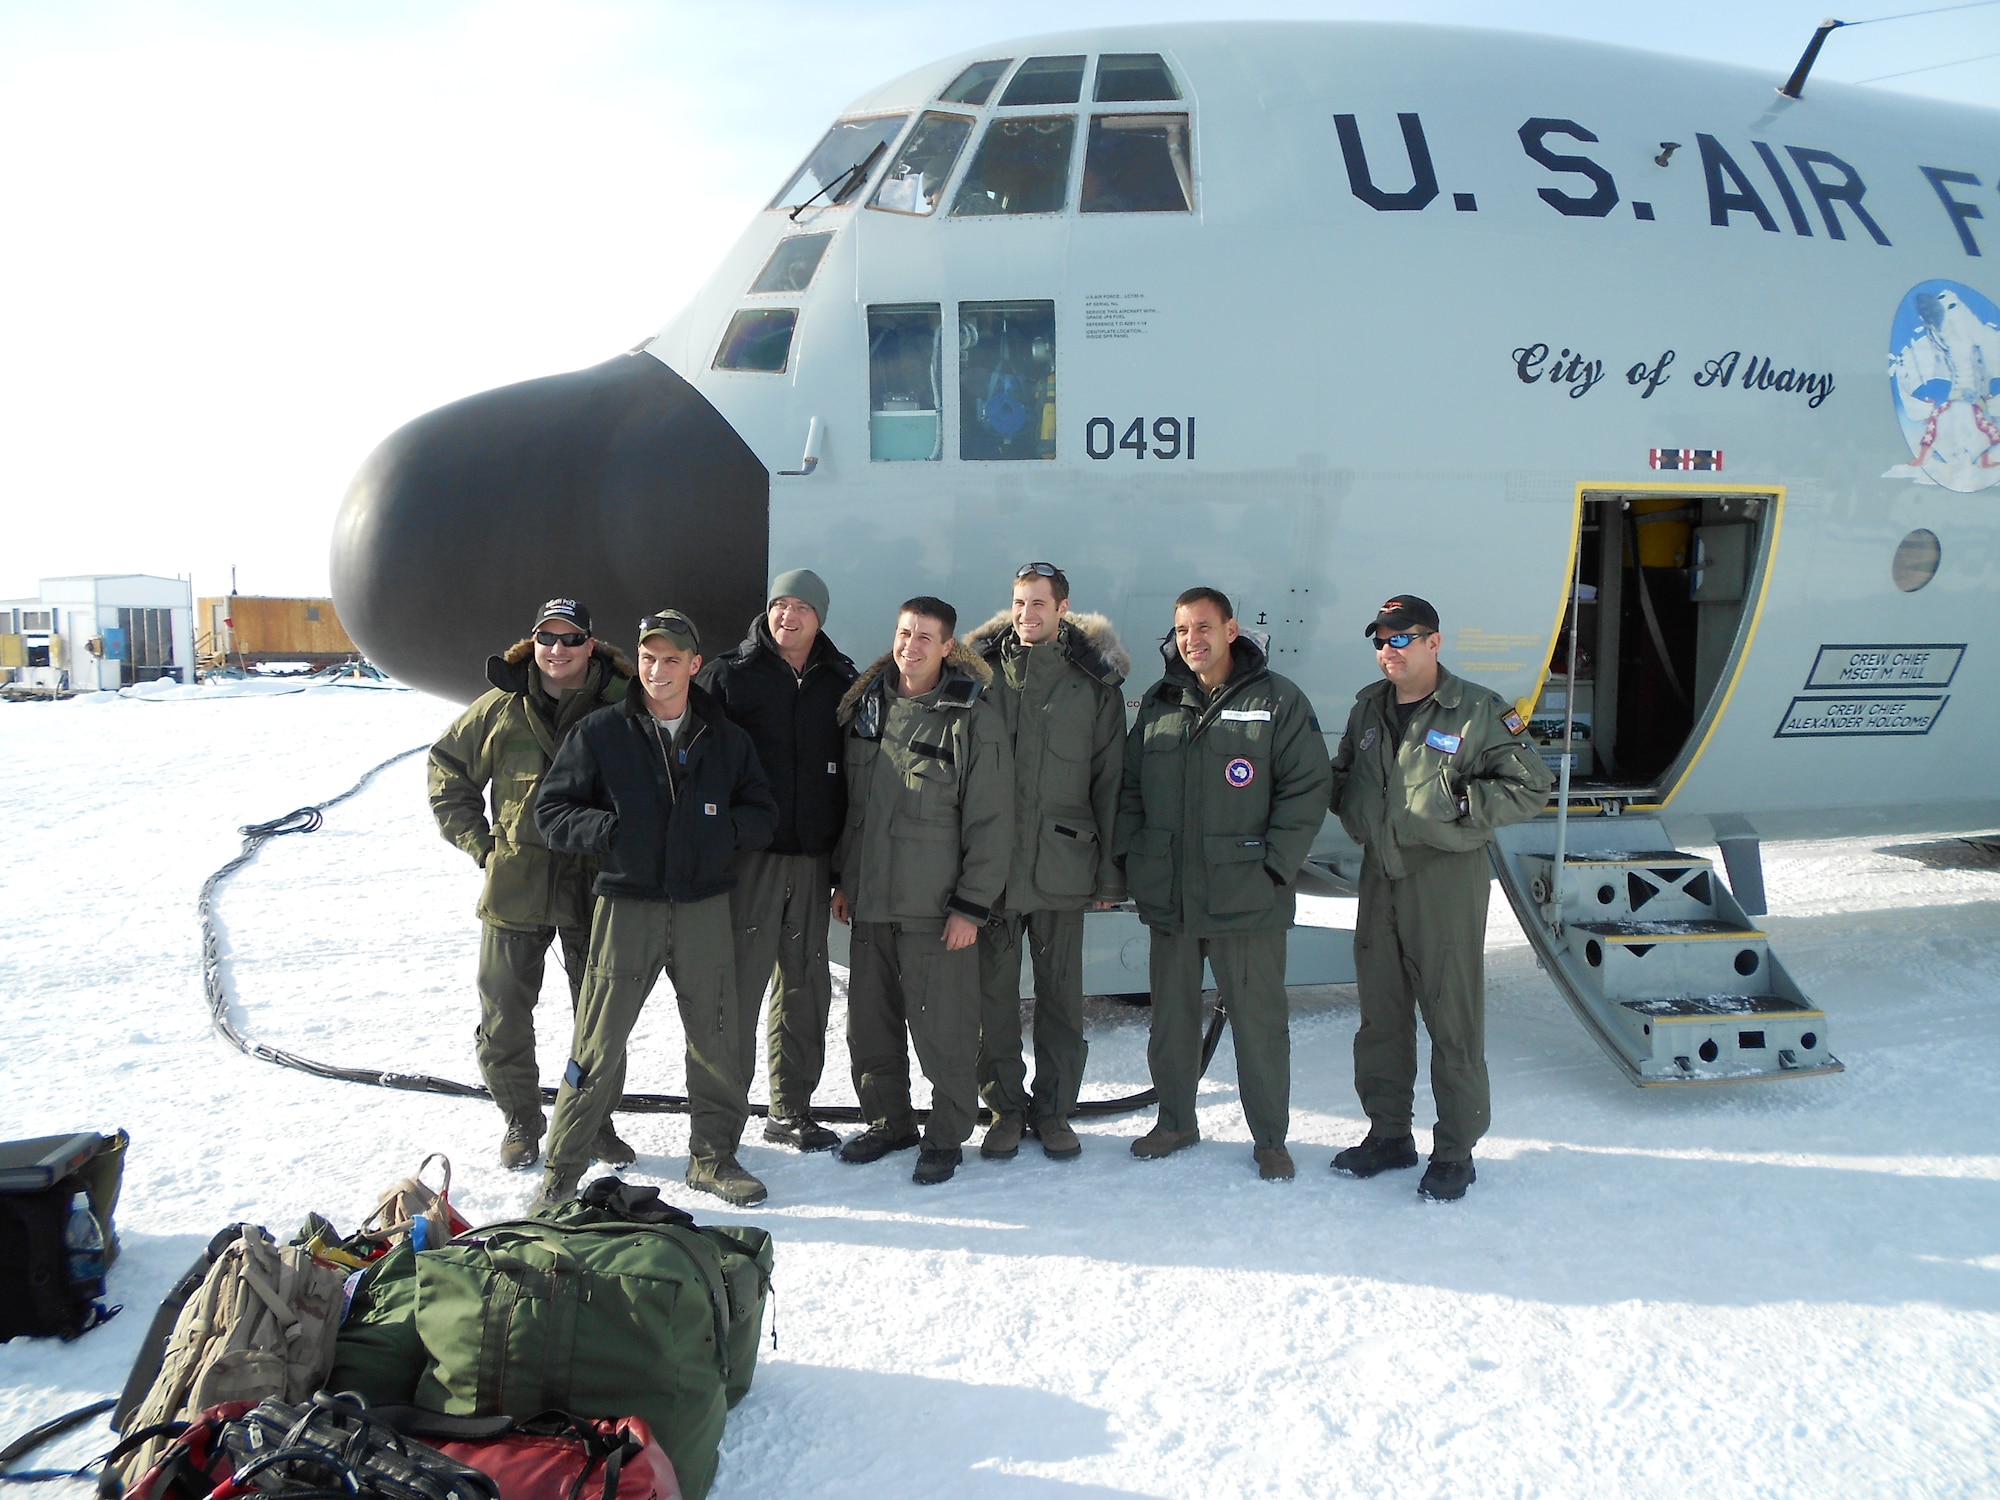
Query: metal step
[{"left": 1491, "top": 817, "right": 1841, "bottom": 1086}]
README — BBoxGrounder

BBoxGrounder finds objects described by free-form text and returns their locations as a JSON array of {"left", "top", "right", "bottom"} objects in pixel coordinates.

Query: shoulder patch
[{"left": 1503, "top": 709, "right": 1526, "bottom": 736}]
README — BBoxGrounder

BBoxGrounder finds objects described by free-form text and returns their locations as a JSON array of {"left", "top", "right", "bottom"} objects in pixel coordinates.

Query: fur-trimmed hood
[
  {"left": 838, "top": 640, "right": 992, "bottom": 728},
  {"left": 487, "top": 638, "right": 634, "bottom": 695},
  {"left": 963, "top": 609, "right": 1130, "bottom": 686}
]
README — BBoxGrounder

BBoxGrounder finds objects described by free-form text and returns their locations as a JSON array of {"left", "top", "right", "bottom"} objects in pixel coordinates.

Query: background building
[
  {"left": 0, "top": 575, "right": 194, "bottom": 693},
  {"left": 197, "top": 595, "right": 358, "bottom": 672}
]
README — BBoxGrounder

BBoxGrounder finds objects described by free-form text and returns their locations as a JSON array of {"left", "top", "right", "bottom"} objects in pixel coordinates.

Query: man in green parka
[
  {"left": 428, "top": 597, "right": 634, "bottom": 1171},
  {"left": 964, "top": 561, "right": 1128, "bottom": 1163},
  {"left": 1328, "top": 594, "right": 1553, "bottom": 1201},
  {"left": 1115, "top": 587, "right": 1331, "bottom": 1181},
  {"left": 832, "top": 597, "right": 1014, "bottom": 1186}
]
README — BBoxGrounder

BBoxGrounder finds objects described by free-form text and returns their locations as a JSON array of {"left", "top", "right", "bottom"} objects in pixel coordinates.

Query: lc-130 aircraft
[{"left": 331, "top": 23, "right": 2000, "bottom": 1086}]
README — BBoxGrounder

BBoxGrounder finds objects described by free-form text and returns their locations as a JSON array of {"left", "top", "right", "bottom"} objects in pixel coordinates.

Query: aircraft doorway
[{"left": 1531, "top": 486, "right": 1778, "bottom": 797}]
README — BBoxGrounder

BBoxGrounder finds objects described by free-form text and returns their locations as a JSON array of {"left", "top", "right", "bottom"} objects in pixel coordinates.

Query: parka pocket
[
  {"left": 1033, "top": 814, "right": 1099, "bottom": 898},
  {"left": 888, "top": 813, "right": 958, "bottom": 917},
  {"left": 1123, "top": 826, "right": 1176, "bottom": 915},
  {"left": 1203, "top": 834, "right": 1277, "bottom": 916}
]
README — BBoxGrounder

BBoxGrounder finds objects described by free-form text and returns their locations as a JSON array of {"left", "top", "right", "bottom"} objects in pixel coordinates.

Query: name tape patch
[
  {"left": 1224, "top": 757, "right": 1257, "bottom": 787},
  {"left": 1219, "top": 708, "right": 1273, "bottom": 722},
  {"left": 1425, "top": 729, "right": 1463, "bottom": 755}
]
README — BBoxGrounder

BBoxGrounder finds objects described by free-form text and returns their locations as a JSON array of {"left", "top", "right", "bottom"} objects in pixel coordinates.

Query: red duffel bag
[{"left": 378, "top": 1409, "right": 682, "bottom": 1500}]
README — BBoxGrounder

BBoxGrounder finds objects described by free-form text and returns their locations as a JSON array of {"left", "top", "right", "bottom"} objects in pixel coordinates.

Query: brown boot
[
  {"left": 1130, "top": 1122, "right": 1200, "bottom": 1159},
  {"left": 1255, "top": 1145, "right": 1296, "bottom": 1181},
  {"left": 980, "top": 1112, "right": 1025, "bottom": 1160},
  {"left": 1032, "top": 1117, "right": 1082, "bottom": 1161}
]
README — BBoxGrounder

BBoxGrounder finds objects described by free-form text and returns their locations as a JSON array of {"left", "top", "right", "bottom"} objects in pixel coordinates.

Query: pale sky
[{"left": 2, "top": 0, "right": 1994, "bottom": 606}]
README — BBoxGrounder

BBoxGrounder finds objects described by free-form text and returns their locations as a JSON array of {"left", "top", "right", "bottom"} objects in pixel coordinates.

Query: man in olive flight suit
[
  {"left": 533, "top": 609, "right": 780, "bottom": 1211},
  {"left": 1328, "top": 594, "right": 1554, "bottom": 1201},
  {"left": 428, "top": 597, "right": 636, "bottom": 1171},
  {"left": 964, "top": 562, "right": 1128, "bottom": 1162},
  {"left": 1115, "top": 587, "right": 1332, "bottom": 1181},
  {"left": 831, "top": 597, "right": 1013, "bottom": 1186},
  {"left": 698, "top": 568, "right": 858, "bottom": 1154}
]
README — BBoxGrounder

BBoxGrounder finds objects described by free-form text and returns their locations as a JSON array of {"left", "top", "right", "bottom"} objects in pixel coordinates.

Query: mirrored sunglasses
[{"left": 1373, "top": 631, "right": 1431, "bottom": 651}]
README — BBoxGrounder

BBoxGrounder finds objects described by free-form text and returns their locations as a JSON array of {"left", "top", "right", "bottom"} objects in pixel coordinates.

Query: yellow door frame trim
[{"left": 1526, "top": 480, "right": 1786, "bottom": 811}]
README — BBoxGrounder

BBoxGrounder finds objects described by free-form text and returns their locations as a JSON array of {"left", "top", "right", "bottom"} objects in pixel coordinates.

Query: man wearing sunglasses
[
  {"left": 1115, "top": 587, "right": 1331, "bottom": 1181},
  {"left": 697, "top": 569, "right": 857, "bottom": 1154},
  {"left": 1328, "top": 595, "right": 1553, "bottom": 1201},
  {"left": 532, "top": 609, "right": 780, "bottom": 1209},
  {"left": 428, "top": 597, "right": 637, "bottom": 1173},
  {"left": 963, "top": 562, "right": 1129, "bottom": 1162}
]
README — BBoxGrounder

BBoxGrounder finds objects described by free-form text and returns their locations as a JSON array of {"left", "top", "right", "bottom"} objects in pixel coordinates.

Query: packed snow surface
[{"left": 4, "top": 688, "right": 1999, "bottom": 1496}]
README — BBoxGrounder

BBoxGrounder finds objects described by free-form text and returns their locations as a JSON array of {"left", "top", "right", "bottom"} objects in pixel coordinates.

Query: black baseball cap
[
  {"left": 532, "top": 597, "right": 591, "bottom": 634},
  {"left": 1363, "top": 594, "right": 1440, "bottom": 637}
]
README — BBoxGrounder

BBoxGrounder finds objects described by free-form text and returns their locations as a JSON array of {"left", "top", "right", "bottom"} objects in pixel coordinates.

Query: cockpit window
[
  {"left": 1081, "top": 115, "right": 1192, "bottom": 213},
  {"left": 999, "top": 55, "right": 1086, "bottom": 106},
  {"left": 713, "top": 308, "right": 797, "bottom": 372},
  {"left": 950, "top": 116, "right": 1077, "bottom": 216},
  {"left": 1094, "top": 53, "right": 1180, "bottom": 102},
  {"left": 871, "top": 112, "right": 974, "bottom": 216},
  {"left": 749, "top": 234, "right": 834, "bottom": 293},
  {"left": 769, "top": 115, "right": 908, "bottom": 211},
  {"left": 939, "top": 59, "right": 1010, "bottom": 105}
]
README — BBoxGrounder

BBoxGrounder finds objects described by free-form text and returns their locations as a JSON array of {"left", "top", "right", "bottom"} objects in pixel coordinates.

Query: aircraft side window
[
  {"left": 999, "top": 55, "right": 1086, "bottom": 107},
  {"left": 868, "top": 305, "right": 943, "bottom": 461},
  {"left": 959, "top": 301, "right": 1055, "bottom": 462},
  {"left": 713, "top": 309, "right": 798, "bottom": 373},
  {"left": 769, "top": 115, "right": 910, "bottom": 211},
  {"left": 871, "top": 113, "right": 975, "bottom": 217},
  {"left": 749, "top": 234, "right": 834, "bottom": 293},
  {"left": 1094, "top": 53, "right": 1181, "bottom": 102},
  {"left": 1080, "top": 114, "right": 1192, "bottom": 213},
  {"left": 939, "top": 58, "right": 1011, "bottom": 105},
  {"left": 950, "top": 116, "right": 1077, "bottom": 217}
]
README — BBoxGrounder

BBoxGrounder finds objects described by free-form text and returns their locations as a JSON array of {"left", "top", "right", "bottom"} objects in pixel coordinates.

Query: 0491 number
[{"left": 1085, "top": 416, "right": 1195, "bottom": 461}]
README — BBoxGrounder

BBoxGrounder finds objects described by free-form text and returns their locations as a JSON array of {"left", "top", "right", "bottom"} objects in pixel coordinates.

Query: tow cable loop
[{"left": 200, "top": 747, "right": 1221, "bottom": 1121}]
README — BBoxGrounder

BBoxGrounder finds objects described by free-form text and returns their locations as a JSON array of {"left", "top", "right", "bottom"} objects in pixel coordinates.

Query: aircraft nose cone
[{"left": 331, "top": 353, "right": 768, "bottom": 701}]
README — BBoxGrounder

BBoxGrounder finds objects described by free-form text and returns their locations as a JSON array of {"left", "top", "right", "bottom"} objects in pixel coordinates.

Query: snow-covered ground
[{"left": 4, "top": 687, "right": 1999, "bottom": 1497}]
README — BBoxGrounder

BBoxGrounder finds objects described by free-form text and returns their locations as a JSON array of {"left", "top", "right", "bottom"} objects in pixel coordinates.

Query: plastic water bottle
[{"left": 63, "top": 1193, "right": 106, "bottom": 1298}]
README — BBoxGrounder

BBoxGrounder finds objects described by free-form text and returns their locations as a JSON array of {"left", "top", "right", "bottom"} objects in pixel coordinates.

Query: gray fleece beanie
[{"left": 768, "top": 567, "right": 830, "bottom": 625}]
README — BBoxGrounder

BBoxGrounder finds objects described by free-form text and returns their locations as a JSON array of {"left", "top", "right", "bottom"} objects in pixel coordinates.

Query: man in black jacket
[
  {"left": 532, "top": 609, "right": 780, "bottom": 1210},
  {"left": 698, "top": 569, "right": 857, "bottom": 1153}
]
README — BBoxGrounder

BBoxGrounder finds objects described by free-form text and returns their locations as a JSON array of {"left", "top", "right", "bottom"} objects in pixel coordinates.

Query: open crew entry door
[{"left": 1495, "top": 483, "right": 1840, "bottom": 1086}]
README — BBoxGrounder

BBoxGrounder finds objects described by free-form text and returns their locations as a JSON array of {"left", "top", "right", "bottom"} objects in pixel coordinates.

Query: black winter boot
[
  {"left": 1331, "top": 1134, "right": 1420, "bottom": 1178},
  {"left": 1418, "top": 1156, "right": 1477, "bottom": 1201}
]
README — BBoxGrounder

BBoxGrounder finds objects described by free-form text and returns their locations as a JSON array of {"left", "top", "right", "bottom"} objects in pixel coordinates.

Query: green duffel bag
[
  {"left": 326, "top": 1242, "right": 425, "bottom": 1404},
  {"left": 409, "top": 1200, "right": 769, "bottom": 1500}
]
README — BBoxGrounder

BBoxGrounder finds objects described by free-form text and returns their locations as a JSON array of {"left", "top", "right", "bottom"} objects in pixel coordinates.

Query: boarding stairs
[{"left": 1491, "top": 815, "right": 1842, "bottom": 1085}]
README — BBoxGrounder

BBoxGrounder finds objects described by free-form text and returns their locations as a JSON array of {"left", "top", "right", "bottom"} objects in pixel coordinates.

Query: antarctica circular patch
[{"left": 1225, "top": 757, "right": 1256, "bottom": 788}]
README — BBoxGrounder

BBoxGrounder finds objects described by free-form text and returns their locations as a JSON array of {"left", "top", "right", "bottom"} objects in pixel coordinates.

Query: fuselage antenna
[{"left": 1779, "top": 18, "right": 1845, "bottom": 97}]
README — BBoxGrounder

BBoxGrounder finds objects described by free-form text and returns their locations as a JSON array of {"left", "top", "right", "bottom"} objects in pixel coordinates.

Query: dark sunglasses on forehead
[
  {"left": 1373, "top": 630, "right": 1432, "bottom": 651},
  {"left": 534, "top": 630, "right": 589, "bottom": 648},
  {"left": 638, "top": 612, "right": 698, "bottom": 641},
  {"left": 1015, "top": 562, "right": 1061, "bottom": 580}
]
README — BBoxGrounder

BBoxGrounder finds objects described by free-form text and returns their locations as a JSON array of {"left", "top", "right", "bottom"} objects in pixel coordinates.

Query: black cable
[{"left": 200, "top": 750, "right": 1214, "bottom": 1122}]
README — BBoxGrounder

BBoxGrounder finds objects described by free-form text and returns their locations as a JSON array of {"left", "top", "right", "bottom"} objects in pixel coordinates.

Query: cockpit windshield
[
  {"left": 871, "top": 112, "right": 974, "bottom": 216},
  {"left": 769, "top": 115, "right": 908, "bottom": 211},
  {"left": 939, "top": 59, "right": 1010, "bottom": 105}
]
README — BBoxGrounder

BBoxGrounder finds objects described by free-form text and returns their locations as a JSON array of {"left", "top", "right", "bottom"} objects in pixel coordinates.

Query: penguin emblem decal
[{"left": 1225, "top": 757, "right": 1256, "bottom": 788}]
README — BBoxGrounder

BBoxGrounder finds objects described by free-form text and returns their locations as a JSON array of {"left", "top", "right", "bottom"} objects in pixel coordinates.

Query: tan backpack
[{"left": 117, "top": 1225, "right": 347, "bottom": 1480}]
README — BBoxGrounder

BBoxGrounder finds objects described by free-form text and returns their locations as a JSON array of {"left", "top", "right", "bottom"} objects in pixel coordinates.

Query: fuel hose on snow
[{"left": 200, "top": 748, "right": 1224, "bottom": 1122}]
